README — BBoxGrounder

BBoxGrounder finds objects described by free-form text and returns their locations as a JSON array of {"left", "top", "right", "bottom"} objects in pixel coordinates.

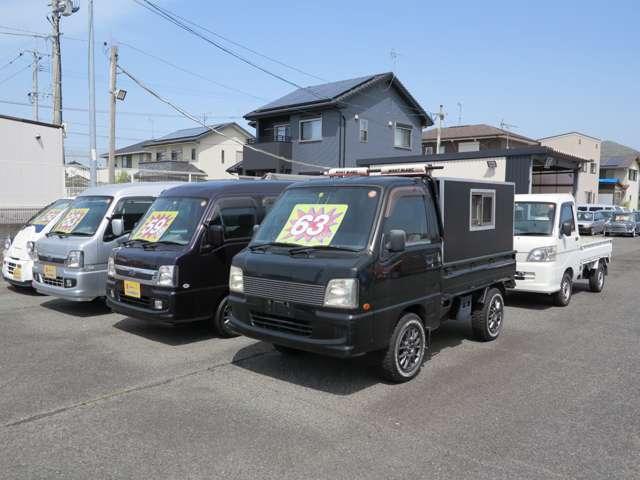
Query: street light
[{"left": 115, "top": 89, "right": 127, "bottom": 101}]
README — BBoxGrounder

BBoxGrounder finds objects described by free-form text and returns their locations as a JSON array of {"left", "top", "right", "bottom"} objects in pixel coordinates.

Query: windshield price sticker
[
  {"left": 55, "top": 208, "right": 89, "bottom": 233},
  {"left": 132, "top": 211, "right": 179, "bottom": 242},
  {"left": 32, "top": 208, "right": 64, "bottom": 226},
  {"left": 276, "top": 204, "right": 348, "bottom": 246}
]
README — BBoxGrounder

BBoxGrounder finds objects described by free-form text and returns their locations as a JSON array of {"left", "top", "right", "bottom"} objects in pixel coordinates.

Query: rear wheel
[
  {"left": 380, "top": 313, "right": 428, "bottom": 383},
  {"left": 471, "top": 288, "right": 504, "bottom": 341},
  {"left": 589, "top": 262, "right": 605, "bottom": 292},
  {"left": 213, "top": 296, "right": 239, "bottom": 338},
  {"left": 553, "top": 272, "right": 573, "bottom": 307}
]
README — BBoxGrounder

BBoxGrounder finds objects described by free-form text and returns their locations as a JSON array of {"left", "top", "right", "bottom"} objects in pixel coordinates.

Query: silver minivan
[{"left": 32, "top": 183, "right": 180, "bottom": 302}]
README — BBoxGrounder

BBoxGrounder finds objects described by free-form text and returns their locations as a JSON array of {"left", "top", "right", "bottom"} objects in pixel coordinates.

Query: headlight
[
  {"left": 27, "top": 241, "right": 37, "bottom": 260},
  {"left": 229, "top": 265, "right": 243, "bottom": 293},
  {"left": 526, "top": 246, "right": 556, "bottom": 262},
  {"left": 65, "top": 250, "right": 84, "bottom": 268},
  {"left": 3, "top": 236, "right": 11, "bottom": 256},
  {"left": 154, "top": 265, "right": 177, "bottom": 287},
  {"left": 324, "top": 278, "right": 358, "bottom": 309},
  {"left": 107, "top": 255, "right": 115, "bottom": 278}
]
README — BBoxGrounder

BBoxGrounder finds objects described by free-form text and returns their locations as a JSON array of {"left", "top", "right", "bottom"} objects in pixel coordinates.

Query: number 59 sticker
[{"left": 276, "top": 204, "right": 348, "bottom": 246}]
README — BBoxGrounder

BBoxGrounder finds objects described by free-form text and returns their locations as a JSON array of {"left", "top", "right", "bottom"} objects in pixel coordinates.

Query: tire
[
  {"left": 471, "top": 288, "right": 504, "bottom": 342},
  {"left": 212, "top": 296, "right": 239, "bottom": 338},
  {"left": 604, "top": 231, "right": 610, "bottom": 237},
  {"left": 589, "top": 262, "right": 605, "bottom": 292},
  {"left": 632, "top": 230, "right": 637, "bottom": 238},
  {"left": 553, "top": 272, "right": 573, "bottom": 307},
  {"left": 273, "top": 343, "right": 303, "bottom": 355},
  {"left": 380, "top": 313, "right": 428, "bottom": 383}
]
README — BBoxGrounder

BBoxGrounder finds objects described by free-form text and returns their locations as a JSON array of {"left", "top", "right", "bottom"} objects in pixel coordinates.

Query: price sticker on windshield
[
  {"left": 276, "top": 204, "right": 348, "bottom": 246},
  {"left": 32, "top": 207, "right": 65, "bottom": 226},
  {"left": 55, "top": 208, "right": 89, "bottom": 233},
  {"left": 132, "top": 211, "right": 178, "bottom": 242}
]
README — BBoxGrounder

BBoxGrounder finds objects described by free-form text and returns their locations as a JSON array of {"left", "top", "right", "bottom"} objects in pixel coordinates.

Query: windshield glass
[
  {"left": 577, "top": 212, "right": 594, "bottom": 221},
  {"left": 600, "top": 211, "right": 613, "bottom": 220},
  {"left": 51, "top": 196, "right": 112, "bottom": 236},
  {"left": 28, "top": 199, "right": 73, "bottom": 226},
  {"left": 613, "top": 213, "right": 634, "bottom": 222},
  {"left": 514, "top": 202, "right": 556, "bottom": 236},
  {"left": 129, "top": 196, "right": 209, "bottom": 245},
  {"left": 252, "top": 186, "right": 381, "bottom": 250}
]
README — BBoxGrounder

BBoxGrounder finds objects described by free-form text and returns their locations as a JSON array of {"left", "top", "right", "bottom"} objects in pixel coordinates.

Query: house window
[
  {"left": 191, "top": 148, "right": 196, "bottom": 161},
  {"left": 394, "top": 123, "right": 412, "bottom": 149},
  {"left": 458, "top": 141, "right": 480, "bottom": 153},
  {"left": 299, "top": 117, "right": 322, "bottom": 142},
  {"left": 274, "top": 124, "right": 290, "bottom": 142},
  {"left": 629, "top": 170, "right": 638, "bottom": 181},
  {"left": 171, "top": 150, "right": 179, "bottom": 161},
  {"left": 590, "top": 162, "right": 596, "bottom": 174},
  {"left": 582, "top": 162, "right": 588, "bottom": 173},
  {"left": 221, "top": 150, "right": 225, "bottom": 164},
  {"left": 424, "top": 146, "right": 434, "bottom": 155},
  {"left": 359, "top": 119, "right": 368, "bottom": 143},
  {"left": 437, "top": 145, "right": 446, "bottom": 154},
  {"left": 156, "top": 151, "right": 164, "bottom": 161},
  {"left": 124, "top": 155, "right": 132, "bottom": 168},
  {"left": 470, "top": 189, "right": 495, "bottom": 231}
]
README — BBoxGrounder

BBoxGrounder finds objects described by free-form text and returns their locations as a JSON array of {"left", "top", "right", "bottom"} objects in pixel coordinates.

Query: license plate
[
  {"left": 123, "top": 280, "right": 141, "bottom": 299},
  {"left": 13, "top": 265, "right": 22, "bottom": 280},
  {"left": 43, "top": 264, "right": 57, "bottom": 279}
]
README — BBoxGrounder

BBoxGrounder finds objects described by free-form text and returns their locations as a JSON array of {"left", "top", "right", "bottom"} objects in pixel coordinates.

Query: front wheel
[
  {"left": 380, "top": 313, "right": 428, "bottom": 383},
  {"left": 553, "top": 272, "right": 573, "bottom": 307},
  {"left": 589, "top": 262, "right": 605, "bottom": 292},
  {"left": 471, "top": 288, "right": 504, "bottom": 341},
  {"left": 212, "top": 296, "right": 239, "bottom": 338}
]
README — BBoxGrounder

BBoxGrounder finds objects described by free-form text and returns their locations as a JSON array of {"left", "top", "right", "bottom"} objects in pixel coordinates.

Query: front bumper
[
  {"left": 228, "top": 293, "right": 376, "bottom": 358},
  {"left": 32, "top": 262, "right": 106, "bottom": 301},
  {"left": 510, "top": 261, "right": 563, "bottom": 294},
  {"left": 2, "top": 257, "right": 34, "bottom": 287}
]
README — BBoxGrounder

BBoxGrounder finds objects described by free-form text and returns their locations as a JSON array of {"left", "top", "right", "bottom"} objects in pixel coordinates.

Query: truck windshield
[
  {"left": 50, "top": 196, "right": 112, "bottom": 237},
  {"left": 514, "top": 202, "right": 556, "bottom": 236},
  {"left": 129, "top": 196, "right": 209, "bottom": 246},
  {"left": 612, "top": 213, "right": 634, "bottom": 222},
  {"left": 27, "top": 199, "right": 73, "bottom": 227},
  {"left": 252, "top": 186, "right": 381, "bottom": 251},
  {"left": 577, "top": 212, "right": 594, "bottom": 221}
]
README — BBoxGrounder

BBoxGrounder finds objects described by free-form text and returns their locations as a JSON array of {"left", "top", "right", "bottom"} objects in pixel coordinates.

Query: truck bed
[{"left": 577, "top": 237, "right": 612, "bottom": 266}]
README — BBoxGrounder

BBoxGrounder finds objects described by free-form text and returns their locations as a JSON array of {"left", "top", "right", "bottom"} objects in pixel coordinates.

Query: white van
[{"left": 2, "top": 198, "right": 73, "bottom": 288}]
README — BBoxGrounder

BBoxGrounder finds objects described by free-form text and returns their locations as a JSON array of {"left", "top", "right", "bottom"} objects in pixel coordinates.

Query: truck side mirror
[
  {"left": 388, "top": 229, "right": 406, "bottom": 252},
  {"left": 561, "top": 220, "right": 572, "bottom": 237},
  {"left": 111, "top": 218, "right": 124, "bottom": 237},
  {"left": 207, "top": 224, "right": 224, "bottom": 247}
]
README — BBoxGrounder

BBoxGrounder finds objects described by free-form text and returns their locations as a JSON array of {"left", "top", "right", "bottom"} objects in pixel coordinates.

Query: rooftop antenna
[
  {"left": 457, "top": 102, "right": 463, "bottom": 125},
  {"left": 500, "top": 119, "right": 518, "bottom": 149}
]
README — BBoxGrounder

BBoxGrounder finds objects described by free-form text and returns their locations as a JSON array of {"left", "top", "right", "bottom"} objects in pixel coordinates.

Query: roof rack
[{"left": 326, "top": 163, "right": 444, "bottom": 178}]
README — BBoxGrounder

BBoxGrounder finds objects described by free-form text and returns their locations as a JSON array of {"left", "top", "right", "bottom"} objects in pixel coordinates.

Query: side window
[
  {"left": 384, "top": 195, "right": 432, "bottom": 247},
  {"left": 559, "top": 203, "right": 575, "bottom": 231},
  {"left": 262, "top": 196, "right": 278, "bottom": 214},
  {"left": 470, "top": 189, "right": 495, "bottom": 231},
  {"left": 220, "top": 206, "right": 256, "bottom": 240},
  {"left": 104, "top": 197, "right": 154, "bottom": 240}
]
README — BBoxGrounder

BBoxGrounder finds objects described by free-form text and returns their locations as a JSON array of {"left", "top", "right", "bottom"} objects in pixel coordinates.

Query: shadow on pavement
[
  {"left": 6, "top": 285, "right": 44, "bottom": 296},
  {"left": 507, "top": 283, "right": 591, "bottom": 311},
  {"left": 113, "top": 317, "right": 219, "bottom": 346},
  {"left": 41, "top": 297, "right": 112, "bottom": 317}
]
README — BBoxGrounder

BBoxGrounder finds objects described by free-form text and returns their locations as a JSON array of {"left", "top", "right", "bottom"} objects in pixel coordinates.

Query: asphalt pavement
[{"left": 0, "top": 237, "right": 638, "bottom": 479}]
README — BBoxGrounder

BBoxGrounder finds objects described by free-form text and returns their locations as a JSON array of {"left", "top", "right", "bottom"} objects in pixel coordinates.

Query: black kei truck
[
  {"left": 105, "top": 180, "right": 291, "bottom": 336},
  {"left": 228, "top": 165, "right": 516, "bottom": 382}
]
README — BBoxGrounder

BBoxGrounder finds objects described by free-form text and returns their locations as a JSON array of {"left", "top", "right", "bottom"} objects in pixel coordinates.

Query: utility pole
[
  {"left": 435, "top": 105, "right": 444, "bottom": 155},
  {"left": 88, "top": 0, "right": 97, "bottom": 186},
  {"left": 27, "top": 50, "right": 42, "bottom": 121},
  {"left": 108, "top": 45, "right": 118, "bottom": 184},
  {"left": 50, "top": 2, "right": 62, "bottom": 125}
]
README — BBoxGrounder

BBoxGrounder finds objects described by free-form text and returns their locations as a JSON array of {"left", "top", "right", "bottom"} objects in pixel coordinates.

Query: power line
[
  {"left": 0, "top": 62, "right": 32, "bottom": 86},
  {"left": 118, "top": 63, "right": 328, "bottom": 171},
  {"left": 0, "top": 52, "right": 24, "bottom": 71}
]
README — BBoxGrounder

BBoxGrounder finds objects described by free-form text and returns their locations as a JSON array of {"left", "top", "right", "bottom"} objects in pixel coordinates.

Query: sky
[{"left": 1, "top": 0, "right": 639, "bottom": 164}]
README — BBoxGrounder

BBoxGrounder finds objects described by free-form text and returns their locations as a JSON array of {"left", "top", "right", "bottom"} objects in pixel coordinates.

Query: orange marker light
[{"left": 362, "top": 303, "right": 371, "bottom": 311}]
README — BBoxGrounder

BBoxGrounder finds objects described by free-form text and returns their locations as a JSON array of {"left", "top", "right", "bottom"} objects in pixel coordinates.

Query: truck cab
[
  {"left": 512, "top": 194, "right": 612, "bottom": 305},
  {"left": 105, "top": 180, "right": 291, "bottom": 335},
  {"left": 229, "top": 165, "right": 516, "bottom": 382}
]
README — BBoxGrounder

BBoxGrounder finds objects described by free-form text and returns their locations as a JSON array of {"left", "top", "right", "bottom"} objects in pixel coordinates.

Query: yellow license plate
[
  {"left": 13, "top": 265, "right": 22, "bottom": 280},
  {"left": 43, "top": 264, "right": 57, "bottom": 279},
  {"left": 123, "top": 280, "right": 141, "bottom": 299}
]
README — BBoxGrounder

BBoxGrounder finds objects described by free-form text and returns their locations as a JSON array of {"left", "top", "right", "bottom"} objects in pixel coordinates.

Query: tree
[{"left": 115, "top": 171, "right": 131, "bottom": 184}]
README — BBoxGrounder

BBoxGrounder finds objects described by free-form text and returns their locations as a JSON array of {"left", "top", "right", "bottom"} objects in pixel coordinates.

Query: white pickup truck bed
[{"left": 577, "top": 237, "right": 612, "bottom": 268}]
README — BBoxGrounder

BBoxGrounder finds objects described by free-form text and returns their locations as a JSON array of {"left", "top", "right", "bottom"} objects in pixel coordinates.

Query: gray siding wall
[
  {"left": 290, "top": 110, "right": 341, "bottom": 173},
  {"left": 505, "top": 155, "right": 532, "bottom": 194}
]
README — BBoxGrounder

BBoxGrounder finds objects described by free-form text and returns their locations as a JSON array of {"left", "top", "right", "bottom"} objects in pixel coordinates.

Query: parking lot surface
[{"left": 0, "top": 237, "right": 638, "bottom": 479}]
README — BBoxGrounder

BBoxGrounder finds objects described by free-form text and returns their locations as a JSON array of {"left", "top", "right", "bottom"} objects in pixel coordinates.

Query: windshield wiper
[
  {"left": 249, "top": 242, "right": 297, "bottom": 252},
  {"left": 123, "top": 238, "right": 151, "bottom": 247},
  {"left": 288, "top": 245, "right": 360, "bottom": 256},
  {"left": 142, "top": 240, "right": 184, "bottom": 249},
  {"left": 47, "top": 231, "right": 93, "bottom": 238}
]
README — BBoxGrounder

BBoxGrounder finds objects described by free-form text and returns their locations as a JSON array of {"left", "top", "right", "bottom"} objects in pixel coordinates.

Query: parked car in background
[
  {"left": 635, "top": 212, "right": 640, "bottom": 234},
  {"left": 604, "top": 212, "right": 638, "bottom": 237},
  {"left": 577, "top": 203, "right": 621, "bottom": 212},
  {"left": 32, "top": 183, "right": 179, "bottom": 302},
  {"left": 577, "top": 210, "right": 607, "bottom": 235},
  {"left": 105, "top": 180, "right": 291, "bottom": 336},
  {"left": 2, "top": 198, "right": 73, "bottom": 288},
  {"left": 512, "top": 194, "right": 612, "bottom": 306}
]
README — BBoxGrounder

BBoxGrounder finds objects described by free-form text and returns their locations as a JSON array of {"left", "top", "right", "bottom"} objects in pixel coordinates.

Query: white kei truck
[
  {"left": 511, "top": 194, "right": 612, "bottom": 306},
  {"left": 2, "top": 198, "right": 73, "bottom": 288}
]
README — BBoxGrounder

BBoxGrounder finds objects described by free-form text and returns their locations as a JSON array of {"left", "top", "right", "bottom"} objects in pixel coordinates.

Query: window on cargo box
[
  {"left": 384, "top": 195, "right": 432, "bottom": 246},
  {"left": 220, "top": 206, "right": 256, "bottom": 239},
  {"left": 470, "top": 190, "right": 495, "bottom": 231}
]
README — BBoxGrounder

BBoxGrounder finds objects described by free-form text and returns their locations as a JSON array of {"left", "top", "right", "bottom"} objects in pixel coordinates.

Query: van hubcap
[
  {"left": 597, "top": 269, "right": 604, "bottom": 287},
  {"left": 397, "top": 324, "right": 424, "bottom": 374},
  {"left": 487, "top": 295, "right": 503, "bottom": 336},
  {"left": 562, "top": 279, "right": 571, "bottom": 300}
]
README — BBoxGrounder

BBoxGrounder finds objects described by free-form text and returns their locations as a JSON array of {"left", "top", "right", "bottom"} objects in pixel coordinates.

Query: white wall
[
  {"left": 0, "top": 117, "right": 64, "bottom": 208},
  {"left": 427, "top": 157, "right": 507, "bottom": 182}
]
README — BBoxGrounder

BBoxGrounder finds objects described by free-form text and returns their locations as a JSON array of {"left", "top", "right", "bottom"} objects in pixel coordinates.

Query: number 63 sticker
[{"left": 276, "top": 204, "right": 348, "bottom": 246}]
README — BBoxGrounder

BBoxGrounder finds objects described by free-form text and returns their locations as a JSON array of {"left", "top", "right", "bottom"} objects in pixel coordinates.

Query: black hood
[{"left": 114, "top": 246, "right": 182, "bottom": 271}]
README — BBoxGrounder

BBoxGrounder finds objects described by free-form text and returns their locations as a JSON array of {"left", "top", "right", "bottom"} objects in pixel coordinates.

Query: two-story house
[
  {"left": 599, "top": 140, "right": 640, "bottom": 209},
  {"left": 238, "top": 73, "right": 432, "bottom": 176},
  {"left": 422, "top": 124, "right": 539, "bottom": 154},
  {"left": 102, "top": 122, "right": 252, "bottom": 180},
  {"left": 539, "top": 132, "right": 601, "bottom": 204}
]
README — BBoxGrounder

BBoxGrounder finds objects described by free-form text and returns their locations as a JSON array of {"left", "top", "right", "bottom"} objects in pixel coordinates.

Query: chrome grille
[
  {"left": 243, "top": 276, "right": 325, "bottom": 306},
  {"left": 7, "top": 262, "right": 17, "bottom": 275},
  {"left": 38, "top": 254, "right": 65, "bottom": 264},
  {"left": 42, "top": 276, "right": 64, "bottom": 287},
  {"left": 251, "top": 313, "right": 312, "bottom": 337}
]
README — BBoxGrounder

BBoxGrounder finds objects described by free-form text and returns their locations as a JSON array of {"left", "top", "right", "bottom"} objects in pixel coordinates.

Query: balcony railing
[{"left": 248, "top": 135, "right": 292, "bottom": 144}]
